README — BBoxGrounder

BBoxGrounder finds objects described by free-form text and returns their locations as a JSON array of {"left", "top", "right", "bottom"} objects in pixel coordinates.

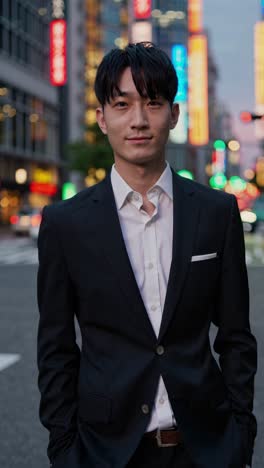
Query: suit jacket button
[
  {"left": 156, "top": 345, "right": 164, "bottom": 355},
  {"left": 141, "top": 404, "right": 150, "bottom": 414}
]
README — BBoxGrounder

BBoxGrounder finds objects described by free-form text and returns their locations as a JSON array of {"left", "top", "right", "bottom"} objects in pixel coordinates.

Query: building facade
[
  {"left": 65, "top": 0, "right": 128, "bottom": 144},
  {"left": 0, "top": 0, "right": 60, "bottom": 224},
  {"left": 84, "top": 0, "right": 128, "bottom": 134}
]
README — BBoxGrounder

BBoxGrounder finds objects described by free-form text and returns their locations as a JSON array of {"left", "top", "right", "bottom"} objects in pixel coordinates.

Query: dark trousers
[{"left": 126, "top": 437, "right": 194, "bottom": 468}]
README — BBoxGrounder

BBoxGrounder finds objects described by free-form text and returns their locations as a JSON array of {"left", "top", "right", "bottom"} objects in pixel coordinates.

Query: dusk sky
[{"left": 203, "top": 0, "right": 261, "bottom": 169}]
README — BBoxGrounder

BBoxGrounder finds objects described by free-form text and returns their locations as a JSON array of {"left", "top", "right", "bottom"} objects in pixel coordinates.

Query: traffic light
[
  {"left": 240, "top": 111, "right": 264, "bottom": 122},
  {"left": 209, "top": 172, "right": 227, "bottom": 189},
  {"left": 213, "top": 139, "right": 226, "bottom": 150}
]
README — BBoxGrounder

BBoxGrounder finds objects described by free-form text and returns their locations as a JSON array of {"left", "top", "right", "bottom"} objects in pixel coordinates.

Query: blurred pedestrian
[{"left": 37, "top": 42, "right": 257, "bottom": 468}]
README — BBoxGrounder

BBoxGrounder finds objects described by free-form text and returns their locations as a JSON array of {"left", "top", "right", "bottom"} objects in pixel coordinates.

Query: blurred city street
[
  {"left": 1, "top": 0, "right": 264, "bottom": 466},
  {"left": 0, "top": 230, "right": 263, "bottom": 468}
]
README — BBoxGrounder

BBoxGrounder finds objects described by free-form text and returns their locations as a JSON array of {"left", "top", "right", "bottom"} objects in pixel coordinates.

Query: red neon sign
[
  {"left": 133, "top": 0, "right": 151, "bottom": 19},
  {"left": 30, "top": 182, "right": 58, "bottom": 196},
  {"left": 50, "top": 19, "right": 67, "bottom": 86}
]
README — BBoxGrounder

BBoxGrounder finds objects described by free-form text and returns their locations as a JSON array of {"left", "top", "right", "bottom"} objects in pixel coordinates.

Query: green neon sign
[{"left": 62, "top": 182, "right": 77, "bottom": 200}]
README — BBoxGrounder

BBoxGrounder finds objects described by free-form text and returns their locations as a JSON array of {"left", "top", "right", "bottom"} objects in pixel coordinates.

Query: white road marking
[{"left": 0, "top": 354, "right": 21, "bottom": 372}]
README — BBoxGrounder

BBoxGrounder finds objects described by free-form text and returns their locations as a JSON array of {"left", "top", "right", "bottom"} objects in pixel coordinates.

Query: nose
[{"left": 130, "top": 103, "right": 149, "bottom": 129}]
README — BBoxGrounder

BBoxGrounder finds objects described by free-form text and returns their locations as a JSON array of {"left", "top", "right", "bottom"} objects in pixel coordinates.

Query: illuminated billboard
[
  {"left": 133, "top": 0, "right": 151, "bottom": 19},
  {"left": 188, "top": 0, "right": 203, "bottom": 33},
  {"left": 255, "top": 22, "right": 264, "bottom": 105},
  {"left": 254, "top": 22, "right": 264, "bottom": 138},
  {"left": 50, "top": 19, "right": 67, "bottom": 86},
  {"left": 131, "top": 21, "right": 152, "bottom": 42},
  {"left": 171, "top": 45, "right": 188, "bottom": 103},
  {"left": 30, "top": 182, "right": 57, "bottom": 196},
  {"left": 170, "top": 102, "right": 188, "bottom": 144},
  {"left": 188, "top": 34, "right": 209, "bottom": 146}
]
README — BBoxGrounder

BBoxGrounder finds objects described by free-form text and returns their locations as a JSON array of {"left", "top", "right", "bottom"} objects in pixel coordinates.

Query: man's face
[{"left": 96, "top": 67, "right": 179, "bottom": 168}]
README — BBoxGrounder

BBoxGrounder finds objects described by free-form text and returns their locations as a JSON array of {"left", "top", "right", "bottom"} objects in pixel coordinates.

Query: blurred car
[
  {"left": 240, "top": 194, "right": 264, "bottom": 233},
  {"left": 252, "top": 194, "right": 264, "bottom": 229},
  {"left": 10, "top": 207, "right": 42, "bottom": 236},
  {"left": 29, "top": 209, "right": 42, "bottom": 242},
  {"left": 240, "top": 209, "right": 257, "bottom": 233}
]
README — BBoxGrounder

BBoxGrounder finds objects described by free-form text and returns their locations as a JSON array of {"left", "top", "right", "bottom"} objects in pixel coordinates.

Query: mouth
[{"left": 126, "top": 136, "right": 153, "bottom": 143}]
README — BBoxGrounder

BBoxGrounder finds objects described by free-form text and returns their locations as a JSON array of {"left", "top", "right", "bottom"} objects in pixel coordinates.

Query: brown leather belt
[{"left": 144, "top": 427, "right": 183, "bottom": 447}]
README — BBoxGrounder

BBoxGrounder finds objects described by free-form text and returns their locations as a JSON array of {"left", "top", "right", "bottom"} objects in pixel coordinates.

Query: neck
[{"left": 114, "top": 160, "right": 167, "bottom": 196}]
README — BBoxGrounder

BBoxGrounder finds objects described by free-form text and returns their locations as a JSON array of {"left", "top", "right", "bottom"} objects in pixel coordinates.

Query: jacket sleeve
[
  {"left": 37, "top": 206, "right": 80, "bottom": 462},
  {"left": 212, "top": 195, "right": 257, "bottom": 466}
]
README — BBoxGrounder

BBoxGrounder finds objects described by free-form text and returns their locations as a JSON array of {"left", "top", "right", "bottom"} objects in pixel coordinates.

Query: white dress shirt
[{"left": 111, "top": 162, "right": 176, "bottom": 431}]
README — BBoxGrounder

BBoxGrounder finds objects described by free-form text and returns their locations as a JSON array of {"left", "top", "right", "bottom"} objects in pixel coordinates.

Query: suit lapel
[
  {"left": 91, "top": 176, "right": 157, "bottom": 341},
  {"left": 158, "top": 172, "right": 200, "bottom": 341}
]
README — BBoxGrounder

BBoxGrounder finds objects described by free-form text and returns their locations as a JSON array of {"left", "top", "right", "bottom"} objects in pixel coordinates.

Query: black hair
[{"left": 94, "top": 42, "right": 178, "bottom": 107}]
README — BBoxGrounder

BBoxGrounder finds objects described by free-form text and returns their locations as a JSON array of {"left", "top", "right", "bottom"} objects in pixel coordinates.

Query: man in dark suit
[{"left": 37, "top": 42, "right": 257, "bottom": 468}]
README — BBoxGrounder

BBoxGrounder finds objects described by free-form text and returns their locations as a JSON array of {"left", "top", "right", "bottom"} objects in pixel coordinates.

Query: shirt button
[
  {"left": 148, "top": 262, "right": 154, "bottom": 269},
  {"left": 133, "top": 194, "right": 140, "bottom": 201},
  {"left": 141, "top": 404, "right": 149, "bottom": 414},
  {"left": 151, "top": 305, "right": 157, "bottom": 311},
  {"left": 159, "top": 397, "right": 165, "bottom": 405},
  {"left": 156, "top": 345, "right": 164, "bottom": 356}
]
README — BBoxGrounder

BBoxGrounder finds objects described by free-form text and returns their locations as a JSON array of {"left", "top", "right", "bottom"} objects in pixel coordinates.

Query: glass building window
[{"left": 0, "top": 2, "right": 50, "bottom": 78}]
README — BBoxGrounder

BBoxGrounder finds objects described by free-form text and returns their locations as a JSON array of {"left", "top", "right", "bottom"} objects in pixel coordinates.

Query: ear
[
  {"left": 170, "top": 103, "right": 180, "bottom": 129},
  {"left": 96, "top": 107, "right": 108, "bottom": 135}
]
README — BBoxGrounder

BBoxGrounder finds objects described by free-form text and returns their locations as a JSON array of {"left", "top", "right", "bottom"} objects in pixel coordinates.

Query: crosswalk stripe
[{"left": 0, "top": 354, "right": 21, "bottom": 372}]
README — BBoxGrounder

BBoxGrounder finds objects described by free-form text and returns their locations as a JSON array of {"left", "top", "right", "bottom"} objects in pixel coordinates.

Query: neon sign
[
  {"left": 30, "top": 182, "right": 58, "bottom": 196},
  {"left": 188, "top": 0, "right": 203, "bottom": 33},
  {"left": 188, "top": 34, "right": 209, "bottom": 146},
  {"left": 171, "top": 45, "right": 188, "bottom": 103},
  {"left": 50, "top": 19, "right": 67, "bottom": 86},
  {"left": 133, "top": 0, "right": 151, "bottom": 19}
]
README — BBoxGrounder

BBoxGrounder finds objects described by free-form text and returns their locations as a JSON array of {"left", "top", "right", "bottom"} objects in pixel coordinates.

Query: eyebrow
[
  {"left": 113, "top": 91, "right": 137, "bottom": 98},
  {"left": 112, "top": 90, "right": 154, "bottom": 99}
]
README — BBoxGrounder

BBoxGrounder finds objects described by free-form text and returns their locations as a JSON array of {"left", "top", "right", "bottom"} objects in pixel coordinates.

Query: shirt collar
[
  {"left": 110, "top": 162, "right": 173, "bottom": 210},
  {"left": 111, "top": 165, "right": 134, "bottom": 210},
  {"left": 151, "top": 161, "right": 173, "bottom": 201}
]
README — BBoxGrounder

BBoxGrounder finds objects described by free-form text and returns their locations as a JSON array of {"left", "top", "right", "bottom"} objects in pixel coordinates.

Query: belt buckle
[{"left": 155, "top": 428, "right": 178, "bottom": 448}]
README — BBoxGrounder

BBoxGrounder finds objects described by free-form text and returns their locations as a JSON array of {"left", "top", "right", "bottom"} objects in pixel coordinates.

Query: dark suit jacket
[{"left": 37, "top": 171, "right": 257, "bottom": 468}]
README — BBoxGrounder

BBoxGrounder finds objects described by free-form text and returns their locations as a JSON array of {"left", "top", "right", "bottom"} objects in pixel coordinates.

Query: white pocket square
[{"left": 191, "top": 252, "right": 217, "bottom": 262}]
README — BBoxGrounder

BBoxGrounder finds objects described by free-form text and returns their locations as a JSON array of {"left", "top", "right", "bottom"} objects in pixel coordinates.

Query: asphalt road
[{"left": 0, "top": 264, "right": 263, "bottom": 468}]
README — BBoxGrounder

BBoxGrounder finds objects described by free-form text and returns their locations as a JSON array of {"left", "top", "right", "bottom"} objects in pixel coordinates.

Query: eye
[
  {"left": 114, "top": 101, "right": 128, "bottom": 108},
  {"left": 148, "top": 100, "right": 162, "bottom": 108}
]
